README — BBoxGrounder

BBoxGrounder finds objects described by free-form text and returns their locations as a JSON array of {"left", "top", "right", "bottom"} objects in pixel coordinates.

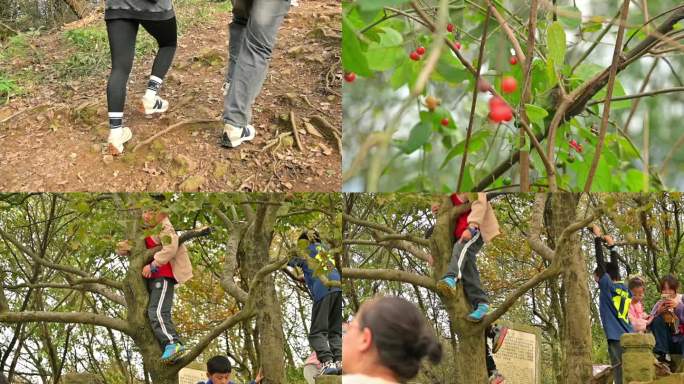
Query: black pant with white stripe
[
  {"left": 444, "top": 232, "right": 489, "bottom": 306},
  {"left": 147, "top": 277, "right": 180, "bottom": 347}
]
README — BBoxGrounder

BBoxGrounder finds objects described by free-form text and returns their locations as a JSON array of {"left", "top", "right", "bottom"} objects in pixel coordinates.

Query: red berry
[
  {"left": 453, "top": 41, "right": 462, "bottom": 50},
  {"left": 489, "top": 96, "right": 507, "bottom": 109},
  {"left": 416, "top": 46, "right": 426, "bottom": 55},
  {"left": 509, "top": 56, "right": 518, "bottom": 65},
  {"left": 489, "top": 104, "right": 513, "bottom": 123},
  {"left": 477, "top": 79, "right": 492, "bottom": 93},
  {"left": 410, "top": 51, "right": 421, "bottom": 61},
  {"left": 501, "top": 76, "right": 517, "bottom": 93},
  {"left": 344, "top": 72, "right": 356, "bottom": 83},
  {"left": 447, "top": 23, "right": 454, "bottom": 32},
  {"left": 569, "top": 139, "right": 583, "bottom": 153},
  {"left": 441, "top": 118, "right": 449, "bottom": 126}
]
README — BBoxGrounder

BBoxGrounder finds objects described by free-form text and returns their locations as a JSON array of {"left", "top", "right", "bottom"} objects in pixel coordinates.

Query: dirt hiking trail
[{"left": 0, "top": 0, "right": 341, "bottom": 192}]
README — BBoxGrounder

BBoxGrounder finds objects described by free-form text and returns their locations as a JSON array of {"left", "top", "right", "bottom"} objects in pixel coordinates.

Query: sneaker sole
[
  {"left": 492, "top": 327, "right": 508, "bottom": 354},
  {"left": 466, "top": 315, "right": 485, "bottom": 323},
  {"left": 221, "top": 134, "right": 255, "bottom": 148}
]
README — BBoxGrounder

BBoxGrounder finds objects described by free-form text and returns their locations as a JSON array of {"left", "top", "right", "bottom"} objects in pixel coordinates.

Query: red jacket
[
  {"left": 145, "top": 236, "right": 175, "bottom": 280},
  {"left": 450, "top": 193, "right": 471, "bottom": 239}
]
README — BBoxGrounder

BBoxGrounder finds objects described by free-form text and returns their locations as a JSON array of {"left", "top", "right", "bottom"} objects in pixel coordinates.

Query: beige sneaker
[
  {"left": 140, "top": 95, "right": 169, "bottom": 116},
  {"left": 221, "top": 123, "right": 255, "bottom": 148},
  {"left": 107, "top": 127, "right": 133, "bottom": 155}
]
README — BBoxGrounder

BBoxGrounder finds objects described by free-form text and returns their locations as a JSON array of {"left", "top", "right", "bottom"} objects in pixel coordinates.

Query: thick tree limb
[
  {"left": 0, "top": 311, "right": 131, "bottom": 335},
  {"left": 175, "top": 256, "right": 289, "bottom": 367},
  {"left": 341, "top": 268, "right": 437, "bottom": 291}
]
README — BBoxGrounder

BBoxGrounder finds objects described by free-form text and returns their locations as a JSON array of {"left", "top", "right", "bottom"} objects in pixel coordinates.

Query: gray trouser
[
  {"left": 147, "top": 277, "right": 180, "bottom": 347},
  {"left": 608, "top": 339, "right": 623, "bottom": 384},
  {"left": 223, "top": 0, "right": 291, "bottom": 127},
  {"left": 309, "top": 291, "right": 343, "bottom": 363},
  {"left": 445, "top": 232, "right": 488, "bottom": 307}
]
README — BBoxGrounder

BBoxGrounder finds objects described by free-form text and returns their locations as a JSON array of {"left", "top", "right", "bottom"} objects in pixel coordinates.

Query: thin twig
[
  {"left": 518, "top": 0, "right": 538, "bottom": 192},
  {"left": 289, "top": 111, "right": 304, "bottom": 152},
  {"left": 583, "top": 0, "right": 631, "bottom": 192},
  {"left": 488, "top": 2, "right": 526, "bottom": 67},
  {"left": 587, "top": 86, "right": 684, "bottom": 106},
  {"left": 131, "top": 119, "right": 216, "bottom": 152},
  {"left": 622, "top": 58, "right": 659, "bottom": 134},
  {"left": 456, "top": 5, "right": 491, "bottom": 191}
]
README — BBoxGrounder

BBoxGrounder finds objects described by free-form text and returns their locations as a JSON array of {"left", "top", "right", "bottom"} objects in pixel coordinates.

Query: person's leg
[
  {"left": 652, "top": 314, "right": 675, "bottom": 357},
  {"left": 105, "top": 19, "right": 138, "bottom": 154},
  {"left": 147, "top": 278, "right": 178, "bottom": 347},
  {"left": 221, "top": 0, "right": 290, "bottom": 147},
  {"left": 309, "top": 295, "right": 333, "bottom": 363},
  {"left": 327, "top": 291, "right": 343, "bottom": 363},
  {"left": 139, "top": 17, "right": 178, "bottom": 114},
  {"left": 608, "top": 340, "right": 623, "bottom": 384},
  {"left": 460, "top": 235, "right": 487, "bottom": 305},
  {"left": 225, "top": 0, "right": 253, "bottom": 89},
  {"left": 485, "top": 336, "right": 496, "bottom": 377}
]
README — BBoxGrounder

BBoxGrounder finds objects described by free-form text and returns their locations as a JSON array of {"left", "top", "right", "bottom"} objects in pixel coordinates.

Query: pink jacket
[{"left": 628, "top": 301, "right": 650, "bottom": 333}]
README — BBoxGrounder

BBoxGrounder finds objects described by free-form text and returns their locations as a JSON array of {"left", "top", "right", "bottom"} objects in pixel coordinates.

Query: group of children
[
  {"left": 592, "top": 224, "right": 684, "bottom": 384},
  {"left": 118, "top": 209, "right": 343, "bottom": 380}
]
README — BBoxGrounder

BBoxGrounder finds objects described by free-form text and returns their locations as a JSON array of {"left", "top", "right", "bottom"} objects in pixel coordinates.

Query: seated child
[
  {"left": 628, "top": 277, "right": 652, "bottom": 333},
  {"left": 197, "top": 355, "right": 261, "bottom": 384},
  {"left": 649, "top": 274, "right": 684, "bottom": 368}
]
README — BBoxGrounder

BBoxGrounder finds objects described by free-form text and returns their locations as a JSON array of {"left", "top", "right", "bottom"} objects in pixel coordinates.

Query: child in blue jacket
[{"left": 288, "top": 230, "right": 343, "bottom": 376}]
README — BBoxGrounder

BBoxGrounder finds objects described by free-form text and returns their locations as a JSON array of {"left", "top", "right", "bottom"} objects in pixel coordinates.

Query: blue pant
[
  {"left": 651, "top": 314, "right": 684, "bottom": 356},
  {"left": 223, "top": 0, "right": 291, "bottom": 127}
]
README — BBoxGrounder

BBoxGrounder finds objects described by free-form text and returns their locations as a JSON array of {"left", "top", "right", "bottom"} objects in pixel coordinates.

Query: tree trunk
[
  {"left": 238, "top": 197, "right": 286, "bottom": 384},
  {"left": 549, "top": 194, "right": 593, "bottom": 384},
  {"left": 444, "top": 287, "right": 488, "bottom": 384},
  {"left": 62, "top": 0, "right": 89, "bottom": 18}
]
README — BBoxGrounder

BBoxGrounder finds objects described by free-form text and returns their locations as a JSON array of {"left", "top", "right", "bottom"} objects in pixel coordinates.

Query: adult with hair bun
[{"left": 342, "top": 296, "right": 443, "bottom": 384}]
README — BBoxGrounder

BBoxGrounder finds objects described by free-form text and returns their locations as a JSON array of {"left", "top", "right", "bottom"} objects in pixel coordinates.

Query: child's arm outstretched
[{"left": 592, "top": 225, "right": 607, "bottom": 276}]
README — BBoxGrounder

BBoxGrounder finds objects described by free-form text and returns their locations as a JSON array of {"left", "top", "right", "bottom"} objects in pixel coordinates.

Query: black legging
[{"left": 106, "top": 18, "right": 177, "bottom": 113}]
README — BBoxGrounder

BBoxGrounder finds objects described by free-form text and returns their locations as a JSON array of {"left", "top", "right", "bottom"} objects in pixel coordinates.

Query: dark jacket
[
  {"left": 105, "top": 0, "right": 175, "bottom": 21},
  {"left": 288, "top": 242, "right": 342, "bottom": 303}
]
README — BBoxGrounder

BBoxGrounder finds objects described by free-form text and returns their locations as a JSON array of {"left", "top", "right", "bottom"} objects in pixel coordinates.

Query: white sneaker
[
  {"left": 140, "top": 95, "right": 169, "bottom": 116},
  {"left": 222, "top": 81, "right": 230, "bottom": 96},
  {"left": 107, "top": 127, "right": 133, "bottom": 155},
  {"left": 221, "top": 123, "right": 255, "bottom": 148}
]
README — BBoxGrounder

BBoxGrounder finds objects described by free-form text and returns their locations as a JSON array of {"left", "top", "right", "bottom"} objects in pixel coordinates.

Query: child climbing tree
[
  {"left": 0, "top": 193, "right": 343, "bottom": 384},
  {"left": 342, "top": 193, "right": 600, "bottom": 383}
]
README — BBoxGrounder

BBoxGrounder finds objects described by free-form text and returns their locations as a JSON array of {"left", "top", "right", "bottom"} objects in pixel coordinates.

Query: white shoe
[
  {"left": 140, "top": 95, "right": 169, "bottom": 116},
  {"left": 222, "top": 81, "right": 230, "bottom": 96},
  {"left": 221, "top": 123, "right": 255, "bottom": 148},
  {"left": 107, "top": 127, "right": 133, "bottom": 155}
]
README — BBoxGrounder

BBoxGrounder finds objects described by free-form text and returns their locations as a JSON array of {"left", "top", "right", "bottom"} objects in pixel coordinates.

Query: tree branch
[
  {"left": 341, "top": 268, "right": 437, "bottom": 291},
  {"left": 0, "top": 311, "right": 131, "bottom": 335}
]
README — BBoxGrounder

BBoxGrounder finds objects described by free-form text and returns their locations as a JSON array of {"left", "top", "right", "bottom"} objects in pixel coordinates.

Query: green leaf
[
  {"left": 366, "top": 27, "right": 404, "bottom": 71},
  {"left": 440, "top": 130, "right": 491, "bottom": 169},
  {"left": 547, "top": 21, "right": 566, "bottom": 69},
  {"left": 525, "top": 104, "right": 548, "bottom": 129},
  {"left": 625, "top": 169, "right": 647, "bottom": 192},
  {"left": 558, "top": 5, "right": 581, "bottom": 30},
  {"left": 342, "top": 16, "right": 372, "bottom": 76},
  {"left": 401, "top": 121, "right": 432, "bottom": 154}
]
